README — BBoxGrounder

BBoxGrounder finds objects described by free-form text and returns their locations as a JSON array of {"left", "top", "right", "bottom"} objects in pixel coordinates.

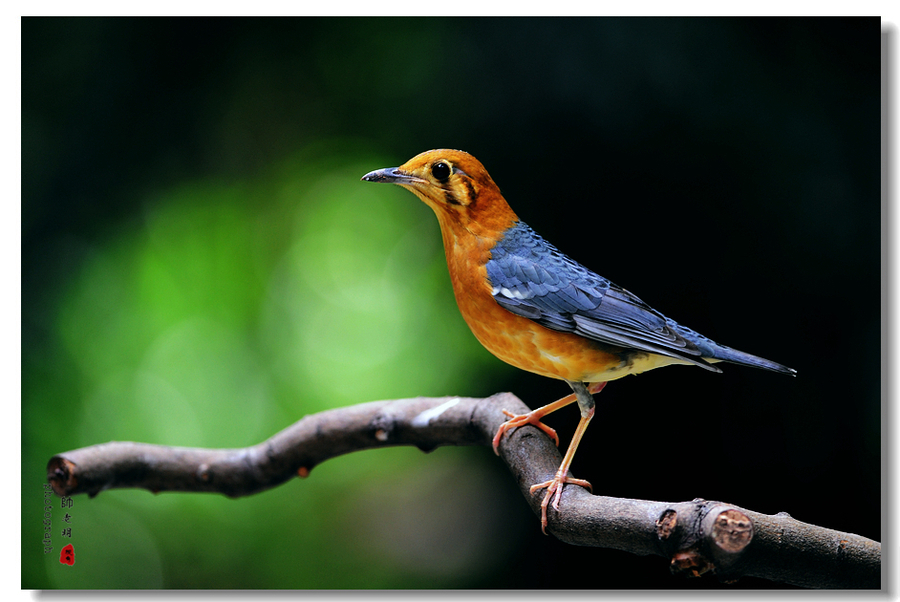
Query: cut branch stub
[
  {"left": 670, "top": 548, "right": 715, "bottom": 578},
  {"left": 701, "top": 506, "right": 754, "bottom": 579},
  {"left": 656, "top": 508, "right": 678, "bottom": 540},
  {"left": 707, "top": 507, "right": 754, "bottom": 555},
  {"left": 655, "top": 502, "right": 755, "bottom": 581}
]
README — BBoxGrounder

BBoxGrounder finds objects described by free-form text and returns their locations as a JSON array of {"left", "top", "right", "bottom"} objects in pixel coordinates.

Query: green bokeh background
[{"left": 23, "top": 18, "right": 880, "bottom": 589}]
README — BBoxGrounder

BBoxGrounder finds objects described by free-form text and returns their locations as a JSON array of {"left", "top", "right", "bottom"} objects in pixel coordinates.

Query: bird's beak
[{"left": 360, "top": 167, "right": 426, "bottom": 186}]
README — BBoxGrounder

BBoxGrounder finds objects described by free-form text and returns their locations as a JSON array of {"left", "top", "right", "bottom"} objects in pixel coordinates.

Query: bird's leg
[
  {"left": 491, "top": 393, "right": 576, "bottom": 453},
  {"left": 529, "top": 380, "right": 606, "bottom": 534},
  {"left": 492, "top": 381, "right": 606, "bottom": 454}
]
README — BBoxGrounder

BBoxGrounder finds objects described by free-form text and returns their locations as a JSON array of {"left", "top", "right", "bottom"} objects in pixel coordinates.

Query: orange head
[{"left": 361, "top": 149, "right": 519, "bottom": 243}]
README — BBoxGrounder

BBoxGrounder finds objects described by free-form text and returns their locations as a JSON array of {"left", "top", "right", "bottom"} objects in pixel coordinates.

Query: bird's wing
[{"left": 485, "top": 221, "right": 719, "bottom": 371}]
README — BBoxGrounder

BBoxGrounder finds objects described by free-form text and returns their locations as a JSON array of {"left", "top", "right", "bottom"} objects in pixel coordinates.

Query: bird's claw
[
  {"left": 491, "top": 409, "right": 560, "bottom": 455},
  {"left": 530, "top": 473, "right": 593, "bottom": 534}
]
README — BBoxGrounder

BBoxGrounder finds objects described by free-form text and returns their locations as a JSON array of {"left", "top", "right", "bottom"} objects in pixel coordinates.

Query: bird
[{"left": 361, "top": 149, "right": 796, "bottom": 533}]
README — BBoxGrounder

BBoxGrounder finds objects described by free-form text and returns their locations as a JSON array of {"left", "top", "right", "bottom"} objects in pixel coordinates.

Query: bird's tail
[
  {"left": 706, "top": 344, "right": 797, "bottom": 376},
  {"left": 670, "top": 321, "right": 796, "bottom": 376}
]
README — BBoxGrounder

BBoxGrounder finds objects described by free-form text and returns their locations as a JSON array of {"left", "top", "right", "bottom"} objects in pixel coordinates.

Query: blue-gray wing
[{"left": 485, "top": 221, "right": 719, "bottom": 371}]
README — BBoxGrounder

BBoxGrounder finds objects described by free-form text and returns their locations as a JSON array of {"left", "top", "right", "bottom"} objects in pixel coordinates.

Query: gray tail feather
[
  {"left": 709, "top": 345, "right": 797, "bottom": 376},
  {"left": 670, "top": 321, "right": 796, "bottom": 376}
]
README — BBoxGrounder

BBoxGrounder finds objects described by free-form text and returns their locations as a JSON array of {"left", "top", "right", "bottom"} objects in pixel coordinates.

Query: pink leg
[
  {"left": 492, "top": 381, "right": 607, "bottom": 454},
  {"left": 530, "top": 403, "right": 595, "bottom": 534},
  {"left": 523, "top": 381, "right": 607, "bottom": 534}
]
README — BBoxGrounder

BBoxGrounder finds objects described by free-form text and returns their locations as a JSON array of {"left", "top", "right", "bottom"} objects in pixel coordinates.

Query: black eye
[{"left": 431, "top": 162, "right": 451, "bottom": 181}]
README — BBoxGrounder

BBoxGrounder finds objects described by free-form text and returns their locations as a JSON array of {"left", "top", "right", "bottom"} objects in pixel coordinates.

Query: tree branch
[{"left": 46, "top": 393, "right": 880, "bottom": 588}]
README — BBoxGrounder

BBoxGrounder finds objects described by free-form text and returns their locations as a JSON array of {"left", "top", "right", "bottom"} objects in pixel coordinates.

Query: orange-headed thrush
[{"left": 362, "top": 149, "right": 796, "bottom": 533}]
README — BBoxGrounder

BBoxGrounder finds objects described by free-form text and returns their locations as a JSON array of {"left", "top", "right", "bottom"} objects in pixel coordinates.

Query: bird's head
[{"left": 361, "top": 149, "right": 518, "bottom": 240}]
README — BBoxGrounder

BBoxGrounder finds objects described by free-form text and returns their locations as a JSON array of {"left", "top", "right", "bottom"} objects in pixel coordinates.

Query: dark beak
[{"left": 360, "top": 167, "right": 425, "bottom": 185}]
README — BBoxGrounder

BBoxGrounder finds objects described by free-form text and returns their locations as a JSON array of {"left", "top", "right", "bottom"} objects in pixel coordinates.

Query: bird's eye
[{"left": 431, "top": 162, "right": 451, "bottom": 181}]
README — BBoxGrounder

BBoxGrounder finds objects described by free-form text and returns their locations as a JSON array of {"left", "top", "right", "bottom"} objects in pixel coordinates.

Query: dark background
[{"left": 23, "top": 17, "right": 881, "bottom": 589}]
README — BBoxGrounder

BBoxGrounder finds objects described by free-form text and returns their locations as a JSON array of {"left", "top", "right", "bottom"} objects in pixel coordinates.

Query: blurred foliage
[{"left": 23, "top": 18, "right": 880, "bottom": 589}]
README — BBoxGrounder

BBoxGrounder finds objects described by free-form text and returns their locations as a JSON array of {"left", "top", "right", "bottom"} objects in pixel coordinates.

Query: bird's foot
[
  {"left": 492, "top": 408, "right": 560, "bottom": 454},
  {"left": 530, "top": 470, "right": 592, "bottom": 535}
]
